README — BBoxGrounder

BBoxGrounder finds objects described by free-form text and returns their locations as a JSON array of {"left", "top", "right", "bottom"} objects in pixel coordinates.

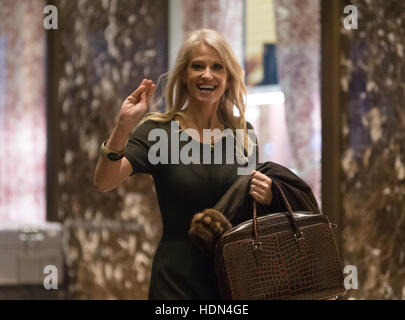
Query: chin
[
  {"left": 193, "top": 93, "right": 222, "bottom": 105},
  {"left": 196, "top": 99, "right": 220, "bottom": 106}
]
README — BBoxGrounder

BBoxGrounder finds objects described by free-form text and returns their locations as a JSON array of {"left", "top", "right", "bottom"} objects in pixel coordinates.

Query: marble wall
[
  {"left": 274, "top": 0, "right": 322, "bottom": 204},
  {"left": 0, "top": 0, "right": 46, "bottom": 223},
  {"left": 181, "top": 0, "right": 243, "bottom": 64},
  {"left": 340, "top": 0, "right": 405, "bottom": 299},
  {"left": 50, "top": 0, "right": 167, "bottom": 299}
]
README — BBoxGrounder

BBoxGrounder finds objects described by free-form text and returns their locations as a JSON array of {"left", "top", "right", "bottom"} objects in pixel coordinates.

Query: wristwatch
[{"left": 100, "top": 140, "right": 125, "bottom": 161}]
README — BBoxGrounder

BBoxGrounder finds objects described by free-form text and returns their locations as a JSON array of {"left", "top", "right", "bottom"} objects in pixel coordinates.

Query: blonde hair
[{"left": 141, "top": 28, "right": 254, "bottom": 156}]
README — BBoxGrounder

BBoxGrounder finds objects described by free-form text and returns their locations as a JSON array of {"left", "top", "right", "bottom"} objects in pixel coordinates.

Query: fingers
[
  {"left": 251, "top": 170, "right": 272, "bottom": 184},
  {"left": 129, "top": 79, "right": 147, "bottom": 98},
  {"left": 250, "top": 171, "right": 271, "bottom": 191},
  {"left": 249, "top": 190, "right": 261, "bottom": 203},
  {"left": 250, "top": 189, "right": 271, "bottom": 206},
  {"left": 139, "top": 91, "right": 147, "bottom": 104},
  {"left": 249, "top": 171, "right": 273, "bottom": 205},
  {"left": 129, "top": 79, "right": 156, "bottom": 102},
  {"left": 250, "top": 180, "right": 267, "bottom": 197},
  {"left": 251, "top": 177, "right": 267, "bottom": 187},
  {"left": 250, "top": 185, "right": 265, "bottom": 197},
  {"left": 146, "top": 83, "right": 156, "bottom": 104}
]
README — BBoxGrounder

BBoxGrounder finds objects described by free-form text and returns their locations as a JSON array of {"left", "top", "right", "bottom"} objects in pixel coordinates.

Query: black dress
[{"left": 124, "top": 119, "right": 258, "bottom": 299}]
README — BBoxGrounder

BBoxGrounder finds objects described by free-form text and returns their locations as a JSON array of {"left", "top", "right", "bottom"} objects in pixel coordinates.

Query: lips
[{"left": 197, "top": 84, "right": 217, "bottom": 91}]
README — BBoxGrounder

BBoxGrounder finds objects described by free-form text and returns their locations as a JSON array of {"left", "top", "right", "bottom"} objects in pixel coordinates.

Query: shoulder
[
  {"left": 134, "top": 118, "right": 171, "bottom": 134},
  {"left": 229, "top": 116, "right": 255, "bottom": 130},
  {"left": 246, "top": 121, "right": 255, "bottom": 130}
]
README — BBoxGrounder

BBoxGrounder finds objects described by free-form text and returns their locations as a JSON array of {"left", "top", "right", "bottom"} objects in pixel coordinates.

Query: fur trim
[{"left": 189, "top": 208, "right": 232, "bottom": 256}]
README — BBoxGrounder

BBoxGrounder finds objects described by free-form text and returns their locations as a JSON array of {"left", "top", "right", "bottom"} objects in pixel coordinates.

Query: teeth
[{"left": 198, "top": 84, "right": 215, "bottom": 90}]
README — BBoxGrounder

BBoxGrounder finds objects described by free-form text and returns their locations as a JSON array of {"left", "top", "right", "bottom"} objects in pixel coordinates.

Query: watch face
[{"left": 107, "top": 153, "right": 123, "bottom": 161}]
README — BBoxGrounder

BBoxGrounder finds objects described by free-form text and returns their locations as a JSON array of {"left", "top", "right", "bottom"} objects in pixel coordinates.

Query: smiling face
[{"left": 184, "top": 43, "right": 229, "bottom": 108}]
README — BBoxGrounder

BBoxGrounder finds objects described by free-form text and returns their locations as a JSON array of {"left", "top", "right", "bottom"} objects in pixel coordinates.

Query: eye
[
  {"left": 191, "top": 63, "right": 204, "bottom": 70},
  {"left": 213, "top": 64, "right": 223, "bottom": 70}
]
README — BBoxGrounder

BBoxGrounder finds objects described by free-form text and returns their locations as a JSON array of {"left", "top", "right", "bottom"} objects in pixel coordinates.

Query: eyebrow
[{"left": 190, "top": 59, "right": 223, "bottom": 65}]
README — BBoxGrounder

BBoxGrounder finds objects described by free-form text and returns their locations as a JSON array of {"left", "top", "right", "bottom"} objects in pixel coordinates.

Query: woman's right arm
[{"left": 93, "top": 79, "right": 156, "bottom": 192}]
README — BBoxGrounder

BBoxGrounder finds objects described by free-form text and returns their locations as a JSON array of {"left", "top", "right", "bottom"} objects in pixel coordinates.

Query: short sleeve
[{"left": 124, "top": 120, "right": 155, "bottom": 175}]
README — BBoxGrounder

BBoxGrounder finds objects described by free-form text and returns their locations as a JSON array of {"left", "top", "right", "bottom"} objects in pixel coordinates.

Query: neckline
[
  {"left": 179, "top": 126, "right": 228, "bottom": 146},
  {"left": 174, "top": 118, "right": 227, "bottom": 146}
]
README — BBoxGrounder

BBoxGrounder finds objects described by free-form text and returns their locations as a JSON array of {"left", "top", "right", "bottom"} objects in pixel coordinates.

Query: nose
[{"left": 201, "top": 67, "right": 213, "bottom": 79}]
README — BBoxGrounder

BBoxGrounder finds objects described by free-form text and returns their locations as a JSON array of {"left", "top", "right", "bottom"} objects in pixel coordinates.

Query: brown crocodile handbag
[{"left": 214, "top": 180, "right": 346, "bottom": 300}]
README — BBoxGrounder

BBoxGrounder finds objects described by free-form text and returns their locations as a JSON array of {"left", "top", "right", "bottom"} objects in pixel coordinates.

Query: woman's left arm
[{"left": 249, "top": 170, "right": 273, "bottom": 205}]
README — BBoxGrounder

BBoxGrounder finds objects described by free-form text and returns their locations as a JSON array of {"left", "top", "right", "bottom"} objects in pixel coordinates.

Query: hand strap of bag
[{"left": 252, "top": 179, "right": 304, "bottom": 245}]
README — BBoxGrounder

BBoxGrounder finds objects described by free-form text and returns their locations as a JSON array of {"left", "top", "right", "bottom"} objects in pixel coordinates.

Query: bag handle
[{"left": 252, "top": 180, "right": 304, "bottom": 246}]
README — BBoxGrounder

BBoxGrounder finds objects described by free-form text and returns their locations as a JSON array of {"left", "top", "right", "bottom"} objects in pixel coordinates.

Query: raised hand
[{"left": 118, "top": 79, "right": 156, "bottom": 131}]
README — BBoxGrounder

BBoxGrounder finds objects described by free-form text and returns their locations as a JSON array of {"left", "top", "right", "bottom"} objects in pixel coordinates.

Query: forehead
[{"left": 190, "top": 43, "right": 223, "bottom": 63}]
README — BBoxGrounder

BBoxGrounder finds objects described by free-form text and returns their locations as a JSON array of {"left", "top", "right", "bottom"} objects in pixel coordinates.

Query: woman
[{"left": 93, "top": 29, "right": 273, "bottom": 299}]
